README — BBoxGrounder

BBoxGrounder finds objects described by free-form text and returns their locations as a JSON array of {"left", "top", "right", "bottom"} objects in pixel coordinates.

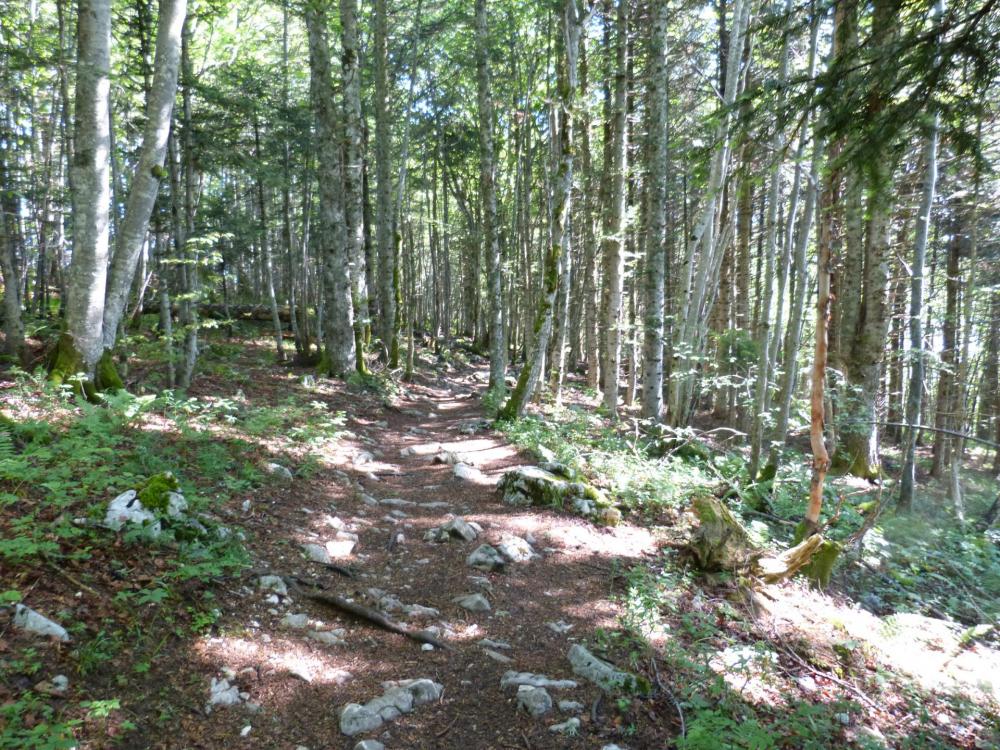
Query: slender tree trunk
[
  {"left": 339, "top": 0, "right": 369, "bottom": 373},
  {"left": 56, "top": 0, "right": 112, "bottom": 387},
  {"left": 640, "top": 0, "right": 668, "bottom": 421},
  {"left": 305, "top": 2, "right": 356, "bottom": 376},
  {"left": 252, "top": 115, "right": 286, "bottom": 362},
  {"left": 899, "top": 110, "right": 939, "bottom": 510},
  {"left": 600, "top": 0, "right": 628, "bottom": 418},
  {"left": 500, "top": 0, "right": 585, "bottom": 420},
  {"left": 101, "top": 0, "right": 186, "bottom": 355},
  {"left": 475, "top": 0, "right": 507, "bottom": 392}
]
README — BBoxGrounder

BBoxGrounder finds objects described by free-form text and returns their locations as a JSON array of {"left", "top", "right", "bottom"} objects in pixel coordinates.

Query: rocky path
[{"left": 191, "top": 363, "right": 660, "bottom": 750}]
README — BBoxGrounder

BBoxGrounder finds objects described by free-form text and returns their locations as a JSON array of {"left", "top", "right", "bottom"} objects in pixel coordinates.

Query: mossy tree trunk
[{"left": 499, "top": 0, "right": 586, "bottom": 421}]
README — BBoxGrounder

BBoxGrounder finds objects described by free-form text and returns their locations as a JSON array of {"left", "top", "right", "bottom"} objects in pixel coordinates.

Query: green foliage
[
  {"left": 136, "top": 472, "right": 180, "bottom": 512},
  {"left": 0, "top": 695, "right": 79, "bottom": 750}
]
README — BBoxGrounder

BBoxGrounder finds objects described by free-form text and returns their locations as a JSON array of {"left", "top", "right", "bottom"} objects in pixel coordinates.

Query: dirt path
[{"left": 178, "top": 361, "right": 661, "bottom": 750}]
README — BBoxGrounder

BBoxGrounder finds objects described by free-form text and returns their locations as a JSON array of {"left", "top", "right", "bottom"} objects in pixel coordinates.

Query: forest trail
[{"left": 184, "top": 356, "right": 659, "bottom": 749}]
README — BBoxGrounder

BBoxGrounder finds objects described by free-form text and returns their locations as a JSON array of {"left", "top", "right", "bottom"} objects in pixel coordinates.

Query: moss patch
[{"left": 137, "top": 472, "right": 181, "bottom": 513}]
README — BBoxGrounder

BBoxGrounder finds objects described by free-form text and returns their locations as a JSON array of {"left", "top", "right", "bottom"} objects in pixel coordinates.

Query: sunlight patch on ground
[
  {"left": 195, "top": 635, "right": 354, "bottom": 687},
  {"left": 756, "top": 580, "right": 1000, "bottom": 706}
]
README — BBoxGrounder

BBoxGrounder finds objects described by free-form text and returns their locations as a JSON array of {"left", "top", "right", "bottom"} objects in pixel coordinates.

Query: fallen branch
[{"left": 291, "top": 582, "right": 452, "bottom": 651}]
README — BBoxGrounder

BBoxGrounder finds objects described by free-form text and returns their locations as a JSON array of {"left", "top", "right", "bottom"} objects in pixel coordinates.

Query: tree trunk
[
  {"left": 56, "top": 0, "right": 112, "bottom": 387},
  {"left": 639, "top": 0, "right": 668, "bottom": 421},
  {"left": 500, "top": 0, "right": 585, "bottom": 421},
  {"left": 600, "top": 0, "right": 628, "bottom": 418},
  {"left": 339, "top": 0, "right": 369, "bottom": 374},
  {"left": 305, "top": 2, "right": 356, "bottom": 376},
  {"left": 475, "top": 0, "right": 507, "bottom": 392},
  {"left": 898, "top": 115, "right": 939, "bottom": 509},
  {"left": 101, "top": 0, "right": 186, "bottom": 354}
]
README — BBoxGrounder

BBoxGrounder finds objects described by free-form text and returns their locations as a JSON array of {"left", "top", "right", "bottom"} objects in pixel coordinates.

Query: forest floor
[{"left": 2, "top": 336, "right": 999, "bottom": 749}]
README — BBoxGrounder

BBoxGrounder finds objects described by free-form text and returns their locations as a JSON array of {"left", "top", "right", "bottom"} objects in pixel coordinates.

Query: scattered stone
[
  {"left": 432, "top": 451, "right": 460, "bottom": 465},
  {"left": 484, "top": 649, "right": 513, "bottom": 664},
  {"left": 367, "top": 588, "right": 440, "bottom": 619},
  {"left": 497, "top": 536, "right": 535, "bottom": 563},
  {"left": 567, "top": 644, "right": 649, "bottom": 694},
  {"left": 424, "top": 517, "right": 480, "bottom": 543},
  {"left": 453, "top": 462, "right": 491, "bottom": 484},
  {"left": 207, "top": 677, "right": 244, "bottom": 710},
  {"left": 360, "top": 494, "right": 379, "bottom": 507},
  {"left": 308, "top": 629, "right": 346, "bottom": 646},
  {"left": 468, "top": 575, "right": 493, "bottom": 592},
  {"left": 266, "top": 463, "right": 294, "bottom": 481},
  {"left": 419, "top": 500, "right": 451, "bottom": 509},
  {"left": 381, "top": 497, "right": 416, "bottom": 508},
  {"left": 602, "top": 745, "right": 629, "bottom": 750},
  {"left": 240, "top": 725, "right": 252, "bottom": 737},
  {"left": 257, "top": 575, "right": 288, "bottom": 596},
  {"left": 500, "top": 671, "right": 578, "bottom": 690},
  {"left": 558, "top": 700, "right": 584, "bottom": 713},
  {"left": 282, "top": 613, "right": 310, "bottom": 629},
  {"left": 421, "top": 643, "right": 435, "bottom": 652},
  {"left": 302, "top": 543, "right": 331, "bottom": 564},
  {"left": 452, "top": 593, "right": 491, "bottom": 612},
  {"left": 478, "top": 638, "right": 511, "bottom": 650},
  {"left": 547, "top": 620, "right": 573, "bottom": 635},
  {"left": 517, "top": 685, "right": 553, "bottom": 717},
  {"left": 103, "top": 490, "right": 160, "bottom": 536},
  {"left": 33, "top": 675, "right": 70, "bottom": 696},
  {"left": 466, "top": 544, "right": 507, "bottom": 572},
  {"left": 549, "top": 717, "right": 581, "bottom": 734},
  {"left": 353, "top": 451, "right": 375, "bottom": 467},
  {"left": 338, "top": 678, "right": 443, "bottom": 736},
  {"left": 354, "top": 741, "right": 386, "bottom": 750},
  {"left": 13, "top": 604, "right": 70, "bottom": 642},
  {"left": 326, "top": 531, "right": 359, "bottom": 557}
]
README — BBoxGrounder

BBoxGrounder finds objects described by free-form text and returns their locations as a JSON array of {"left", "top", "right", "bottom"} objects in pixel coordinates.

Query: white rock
[
  {"left": 516, "top": 685, "right": 553, "bottom": 717},
  {"left": 266, "top": 463, "right": 294, "bottom": 481},
  {"left": 549, "top": 717, "right": 581, "bottom": 734},
  {"left": 207, "top": 677, "right": 243, "bottom": 709},
  {"left": 309, "top": 629, "right": 346, "bottom": 646},
  {"left": 484, "top": 649, "right": 512, "bottom": 664},
  {"left": 466, "top": 544, "right": 506, "bottom": 572},
  {"left": 302, "top": 543, "right": 331, "bottom": 564},
  {"left": 258, "top": 575, "right": 288, "bottom": 596},
  {"left": 51, "top": 675, "right": 69, "bottom": 693},
  {"left": 103, "top": 490, "right": 160, "bottom": 535},
  {"left": 497, "top": 536, "right": 535, "bottom": 563},
  {"left": 339, "top": 679, "right": 443, "bottom": 736},
  {"left": 453, "top": 462, "right": 488, "bottom": 483},
  {"left": 421, "top": 643, "right": 435, "bottom": 651},
  {"left": 500, "top": 671, "right": 577, "bottom": 690},
  {"left": 558, "top": 700, "right": 584, "bottom": 713},
  {"left": 13, "top": 605, "right": 70, "bottom": 642},
  {"left": 567, "top": 644, "right": 645, "bottom": 693},
  {"left": 282, "top": 613, "right": 309, "bottom": 629},
  {"left": 547, "top": 620, "right": 573, "bottom": 634},
  {"left": 240, "top": 725, "right": 252, "bottom": 737},
  {"left": 453, "top": 593, "right": 491, "bottom": 613},
  {"left": 354, "top": 741, "right": 385, "bottom": 750}
]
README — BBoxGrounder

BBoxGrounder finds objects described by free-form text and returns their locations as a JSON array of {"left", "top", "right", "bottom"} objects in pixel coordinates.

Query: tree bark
[
  {"left": 305, "top": 2, "right": 356, "bottom": 377},
  {"left": 101, "top": 0, "right": 186, "bottom": 354},
  {"left": 58, "top": 0, "right": 112, "bottom": 384},
  {"left": 639, "top": 0, "right": 668, "bottom": 421},
  {"left": 475, "top": 0, "right": 507, "bottom": 392}
]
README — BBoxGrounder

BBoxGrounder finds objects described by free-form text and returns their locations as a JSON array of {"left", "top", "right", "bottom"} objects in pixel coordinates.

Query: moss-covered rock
[
  {"left": 498, "top": 466, "right": 619, "bottom": 526},
  {"left": 137, "top": 472, "right": 181, "bottom": 513}
]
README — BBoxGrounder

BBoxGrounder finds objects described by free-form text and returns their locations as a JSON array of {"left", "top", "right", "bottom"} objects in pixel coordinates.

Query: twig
[
  {"left": 650, "top": 656, "right": 685, "bottom": 738},
  {"left": 44, "top": 559, "right": 103, "bottom": 599},
  {"left": 780, "top": 644, "right": 879, "bottom": 710},
  {"left": 435, "top": 715, "right": 459, "bottom": 738},
  {"left": 290, "top": 581, "right": 452, "bottom": 651}
]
